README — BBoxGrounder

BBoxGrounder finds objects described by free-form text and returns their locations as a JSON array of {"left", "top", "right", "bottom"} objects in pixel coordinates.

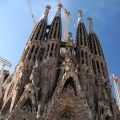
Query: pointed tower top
[
  {"left": 40, "top": 5, "right": 51, "bottom": 22},
  {"left": 55, "top": 3, "right": 62, "bottom": 17},
  {"left": 77, "top": 10, "right": 83, "bottom": 24},
  {"left": 87, "top": 16, "right": 95, "bottom": 34}
]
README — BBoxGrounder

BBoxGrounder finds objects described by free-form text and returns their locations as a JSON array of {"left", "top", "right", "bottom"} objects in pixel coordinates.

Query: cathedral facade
[{"left": 0, "top": 4, "right": 119, "bottom": 120}]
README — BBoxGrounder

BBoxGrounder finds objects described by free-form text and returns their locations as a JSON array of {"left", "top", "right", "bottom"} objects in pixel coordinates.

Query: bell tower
[
  {"left": 1, "top": 5, "right": 51, "bottom": 116},
  {"left": 41, "top": 3, "right": 62, "bottom": 104},
  {"left": 76, "top": 10, "right": 93, "bottom": 88},
  {"left": 87, "top": 17, "right": 118, "bottom": 120}
]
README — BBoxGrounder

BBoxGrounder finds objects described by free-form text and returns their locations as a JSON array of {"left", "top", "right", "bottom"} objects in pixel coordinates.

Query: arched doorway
[
  {"left": 105, "top": 115, "right": 112, "bottom": 120},
  {"left": 62, "top": 77, "right": 77, "bottom": 96},
  {"left": 59, "top": 110, "right": 72, "bottom": 120}
]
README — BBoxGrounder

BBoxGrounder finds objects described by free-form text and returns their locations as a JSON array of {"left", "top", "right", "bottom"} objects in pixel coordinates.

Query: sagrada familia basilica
[{"left": 0, "top": 3, "right": 120, "bottom": 120}]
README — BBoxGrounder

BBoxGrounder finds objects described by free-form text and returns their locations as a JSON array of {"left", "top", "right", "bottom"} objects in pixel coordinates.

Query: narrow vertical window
[
  {"left": 28, "top": 46, "right": 35, "bottom": 60},
  {"left": 81, "top": 50, "right": 84, "bottom": 58},
  {"left": 51, "top": 44, "right": 54, "bottom": 51},
  {"left": 54, "top": 44, "right": 58, "bottom": 57},
  {"left": 47, "top": 44, "right": 50, "bottom": 52},
  {"left": 92, "top": 60, "right": 96, "bottom": 74},
  {"left": 101, "top": 62, "right": 106, "bottom": 78},
  {"left": 22, "top": 47, "right": 29, "bottom": 61},
  {"left": 96, "top": 61, "right": 100, "bottom": 73},
  {"left": 33, "top": 47, "right": 39, "bottom": 61},
  {"left": 39, "top": 48, "right": 45, "bottom": 61}
]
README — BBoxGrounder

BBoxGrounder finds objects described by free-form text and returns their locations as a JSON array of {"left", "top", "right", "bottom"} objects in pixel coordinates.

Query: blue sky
[{"left": 0, "top": 0, "right": 120, "bottom": 98}]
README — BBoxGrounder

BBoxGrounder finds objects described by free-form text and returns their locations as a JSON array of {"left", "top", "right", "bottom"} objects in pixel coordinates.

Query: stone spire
[
  {"left": 87, "top": 16, "right": 104, "bottom": 56},
  {"left": 87, "top": 16, "right": 106, "bottom": 77},
  {"left": 76, "top": 10, "right": 88, "bottom": 47},
  {"left": 77, "top": 10, "right": 83, "bottom": 24},
  {"left": 20, "top": 5, "right": 51, "bottom": 63},
  {"left": 40, "top": 5, "right": 51, "bottom": 22},
  {"left": 29, "top": 5, "right": 51, "bottom": 42},
  {"left": 87, "top": 17, "right": 95, "bottom": 34},
  {"left": 48, "top": 4, "right": 62, "bottom": 40},
  {"left": 55, "top": 3, "right": 62, "bottom": 17},
  {"left": 75, "top": 9, "right": 92, "bottom": 86},
  {"left": 87, "top": 16, "right": 118, "bottom": 120}
]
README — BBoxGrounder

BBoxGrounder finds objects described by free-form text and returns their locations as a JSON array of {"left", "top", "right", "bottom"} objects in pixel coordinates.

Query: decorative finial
[
  {"left": 55, "top": 3, "right": 62, "bottom": 17},
  {"left": 58, "top": 3, "right": 62, "bottom": 9},
  {"left": 46, "top": 5, "right": 51, "bottom": 11},
  {"left": 40, "top": 5, "right": 51, "bottom": 21},
  {"left": 78, "top": 10, "right": 82, "bottom": 18},
  {"left": 77, "top": 9, "right": 83, "bottom": 24},
  {"left": 87, "top": 16, "right": 92, "bottom": 25},
  {"left": 87, "top": 16, "right": 94, "bottom": 34},
  {"left": 44, "top": 5, "right": 51, "bottom": 17}
]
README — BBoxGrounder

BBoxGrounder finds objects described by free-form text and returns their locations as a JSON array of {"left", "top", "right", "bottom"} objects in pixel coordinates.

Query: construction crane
[
  {"left": 0, "top": 56, "right": 12, "bottom": 82},
  {"left": 26, "top": 0, "right": 36, "bottom": 25},
  {"left": 112, "top": 74, "right": 120, "bottom": 112},
  {"left": 56, "top": 0, "right": 76, "bottom": 42}
]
